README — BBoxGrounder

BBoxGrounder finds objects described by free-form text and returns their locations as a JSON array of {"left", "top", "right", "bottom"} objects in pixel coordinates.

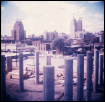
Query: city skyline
[{"left": 1, "top": 1, "right": 104, "bottom": 37}]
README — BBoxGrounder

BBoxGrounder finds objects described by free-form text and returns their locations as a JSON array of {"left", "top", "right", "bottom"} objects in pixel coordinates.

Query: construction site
[{"left": 1, "top": 42, "right": 104, "bottom": 101}]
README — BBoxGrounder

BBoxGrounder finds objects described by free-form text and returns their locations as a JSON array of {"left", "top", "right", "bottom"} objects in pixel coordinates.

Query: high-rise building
[
  {"left": 53, "top": 30, "right": 58, "bottom": 38},
  {"left": 70, "top": 17, "right": 77, "bottom": 36},
  {"left": 70, "top": 17, "right": 83, "bottom": 38},
  {"left": 11, "top": 20, "right": 26, "bottom": 41},
  {"left": 77, "top": 19, "right": 82, "bottom": 31},
  {"left": 45, "top": 32, "right": 49, "bottom": 40},
  {"left": 32, "top": 34, "right": 35, "bottom": 38},
  {"left": 44, "top": 31, "right": 58, "bottom": 41}
]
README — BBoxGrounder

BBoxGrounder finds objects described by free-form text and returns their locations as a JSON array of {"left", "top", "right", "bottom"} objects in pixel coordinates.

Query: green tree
[
  {"left": 64, "top": 38, "right": 72, "bottom": 46},
  {"left": 51, "top": 37, "right": 65, "bottom": 54}
]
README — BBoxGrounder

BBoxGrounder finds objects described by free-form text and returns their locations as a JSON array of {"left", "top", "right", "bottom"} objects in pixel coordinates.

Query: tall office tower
[
  {"left": 48, "top": 32, "right": 52, "bottom": 41},
  {"left": 70, "top": 17, "right": 83, "bottom": 38},
  {"left": 53, "top": 30, "right": 58, "bottom": 38},
  {"left": 11, "top": 20, "right": 26, "bottom": 41},
  {"left": 77, "top": 19, "right": 82, "bottom": 31},
  {"left": 45, "top": 31, "right": 58, "bottom": 41},
  {"left": 70, "top": 17, "right": 77, "bottom": 38},
  {"left": 45, "top": 32, "right": 49, "bottom": 40}
]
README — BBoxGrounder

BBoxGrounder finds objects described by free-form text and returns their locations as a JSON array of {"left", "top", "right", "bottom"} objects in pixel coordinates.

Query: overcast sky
[{"left": 1, "top": 1, "right": 104, "bottom": 37}]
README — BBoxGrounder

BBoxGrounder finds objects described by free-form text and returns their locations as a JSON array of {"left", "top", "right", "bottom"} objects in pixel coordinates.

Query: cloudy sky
[{"left": 1, "top": 1, "right": 104, "bottom": 37}]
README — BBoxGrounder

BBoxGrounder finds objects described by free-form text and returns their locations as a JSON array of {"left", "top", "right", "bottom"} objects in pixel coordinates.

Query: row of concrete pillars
[{"left": 1, "top": 50, "right": 103, "bottom": 101}]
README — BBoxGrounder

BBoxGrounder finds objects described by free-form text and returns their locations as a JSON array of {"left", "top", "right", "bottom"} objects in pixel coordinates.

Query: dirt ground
[{"left": 3, "top": 71, "right": 104, "bottom": 101}]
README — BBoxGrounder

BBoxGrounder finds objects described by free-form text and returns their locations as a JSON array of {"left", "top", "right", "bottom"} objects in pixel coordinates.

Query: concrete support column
[
  {"left": 35, "top": 51, "right": 39, "bottom": 84},
  {"left": 64, "top": 58, "right": 73, "bottom": 101},
  {"left": 86, "top": 52, "right": 93, "bottom": 101},
  {"left": 93, "top": 50, "right": 99, "bottom": 93},
  {"left": 46, "top": 55, "right": 51, "bottom": 65},
  {"left": 19, "top": 53, "right": 24, "bottom": 91},
  {"left": 33, "top": 56, "right": 35, "bottom": 73},
  {"left": 1, "top": 55, "right": 6, "bottom": 101},
  {"left": 43, "top": 65, "right": 54, "bottom": 101},
  {"left": 98, "top": 54, "right": 103, "bottom": 85},
  {"left": 77, "top": 54, "right": 84, "bottom": 101},
  {"left": 7, "top": 56, "right": 12, "bottom": 72}
]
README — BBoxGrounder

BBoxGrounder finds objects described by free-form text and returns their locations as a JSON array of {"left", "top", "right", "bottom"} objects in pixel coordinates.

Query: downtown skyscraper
[
  {"left": 11, "top": 20, "right": 26, "bottom": 41},
  {"left": 70, "top": 17, "right": 82, "bottom": 38}
]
